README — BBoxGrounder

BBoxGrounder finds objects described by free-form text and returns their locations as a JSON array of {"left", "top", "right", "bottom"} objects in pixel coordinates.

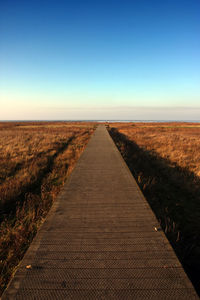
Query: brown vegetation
[
  {"left": 109, "top": 122, "right": 200, "bottom": 295},
  {"left": 110, "top": 122, "right": 200, "bottom": 176},
  {"left": 0, "top": 121, "right": 95, "bottom": 295}
]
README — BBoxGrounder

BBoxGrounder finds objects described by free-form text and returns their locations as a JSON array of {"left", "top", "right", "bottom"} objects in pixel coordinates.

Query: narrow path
[{"left": 2, "top": 125, "right": 198, "bottom": 299}]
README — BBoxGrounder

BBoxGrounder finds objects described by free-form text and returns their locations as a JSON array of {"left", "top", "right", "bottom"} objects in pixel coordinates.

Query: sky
[{"left": 0, "top": 0, "right": 200, "bottom": 120}]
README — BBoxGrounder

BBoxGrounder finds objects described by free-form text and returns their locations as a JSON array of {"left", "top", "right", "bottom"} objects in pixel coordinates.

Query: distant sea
[
  {"left": 97, "top": 120, "right": 200, "bottom": 123},
  {"left": 1, "top": 120, "right": 200, "bottom": 123}
]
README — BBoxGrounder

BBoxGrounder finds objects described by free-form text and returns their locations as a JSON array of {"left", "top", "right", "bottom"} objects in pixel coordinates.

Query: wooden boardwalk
[{"left": 2, "top": 125, "right": 198, "bottom": 299}]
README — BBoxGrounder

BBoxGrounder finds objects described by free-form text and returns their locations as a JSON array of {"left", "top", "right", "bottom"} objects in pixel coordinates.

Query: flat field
[
  {"left": 109, "top": 122, "right": 200, "bottom": 293},
  {"left": 110, "top": 122, "right": 200, "bottom": 176},
  {"left": 0, "top": 121, "right": 95, "bottom": 294}
]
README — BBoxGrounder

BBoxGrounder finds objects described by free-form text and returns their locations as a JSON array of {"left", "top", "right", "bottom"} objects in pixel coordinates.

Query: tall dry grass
[
  {"left": 109, "top": 122, "right": 200, "bottom": 295},
  {"left": 0, "top": 122, "right": 95, "bottom": 294},
  {"left": 111, "top": 122, "right": 200, "bottom": 176}
]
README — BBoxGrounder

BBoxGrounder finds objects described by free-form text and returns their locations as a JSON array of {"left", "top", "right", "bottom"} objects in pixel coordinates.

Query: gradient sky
[{"left": 0, "top": 0, "right": 200, "bottom": 120}]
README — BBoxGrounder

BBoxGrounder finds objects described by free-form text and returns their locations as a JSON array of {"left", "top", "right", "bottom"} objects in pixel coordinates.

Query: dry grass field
[
  {"left": 109, "top": 122, "right": 200, "bottom": 293},
  {"left": 0, "top": 121, "right": 95, "bottom": 294},
  {"left": 110, "top": 122, "right": 200, "bottom": 176}
]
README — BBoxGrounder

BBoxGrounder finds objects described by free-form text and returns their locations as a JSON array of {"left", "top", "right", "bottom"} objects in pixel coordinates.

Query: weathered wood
[{"left": 2, "top": 125, "right": 198, "bottom": 299}]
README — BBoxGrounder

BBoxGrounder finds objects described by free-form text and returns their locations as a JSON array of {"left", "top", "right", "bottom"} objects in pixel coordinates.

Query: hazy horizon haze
[{"left": 1, "top": 0, "right": 200, "bottom": 120}]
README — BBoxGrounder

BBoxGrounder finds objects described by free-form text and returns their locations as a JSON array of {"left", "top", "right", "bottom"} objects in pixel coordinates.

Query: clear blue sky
[{"left": 0, "top": 0, "right": 200, "bottom": 120}]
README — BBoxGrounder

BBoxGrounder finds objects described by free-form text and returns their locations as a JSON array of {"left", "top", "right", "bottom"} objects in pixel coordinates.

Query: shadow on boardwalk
[{"left": 109, "top": 127, "right": 200, "bottom": 296}]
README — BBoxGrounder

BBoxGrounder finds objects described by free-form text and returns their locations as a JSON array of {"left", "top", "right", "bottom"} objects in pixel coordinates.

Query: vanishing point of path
[{"left": 2, "top": 125, "right": 198, "bottom": 299}]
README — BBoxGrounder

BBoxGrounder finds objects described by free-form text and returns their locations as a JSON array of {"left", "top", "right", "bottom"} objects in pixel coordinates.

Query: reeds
[
  {"left": 0, "top": 122, "right": 95, "bottom": 294},
  {"left": 109, "top": 122, "right": 200, "bottom": 295}
]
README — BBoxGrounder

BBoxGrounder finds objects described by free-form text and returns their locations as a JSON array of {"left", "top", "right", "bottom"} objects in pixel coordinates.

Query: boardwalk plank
[{"left": 2, "top": 125, "right": 198, "bottom": 299}]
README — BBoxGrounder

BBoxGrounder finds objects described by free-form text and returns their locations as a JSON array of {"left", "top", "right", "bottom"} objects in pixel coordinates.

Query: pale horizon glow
[
  {"left": 0, "top": 0, "right": 200, "bottom": 120},
  {"left": 1, "top": 105, "right": 200, "bottom": 121}
]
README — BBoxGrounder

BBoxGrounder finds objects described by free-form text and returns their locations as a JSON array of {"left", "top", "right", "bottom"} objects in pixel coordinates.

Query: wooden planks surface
[{"left": 2, "top": 125, "right": 198, "bottom": 299}]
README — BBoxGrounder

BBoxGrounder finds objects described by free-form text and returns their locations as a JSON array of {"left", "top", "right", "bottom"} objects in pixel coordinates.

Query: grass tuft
[
  {"left": 0, "top": 121, "right": 95, "bottom": 295},
  {"left": 109, "top": 123, "right": 200, "bottom": 295}
]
